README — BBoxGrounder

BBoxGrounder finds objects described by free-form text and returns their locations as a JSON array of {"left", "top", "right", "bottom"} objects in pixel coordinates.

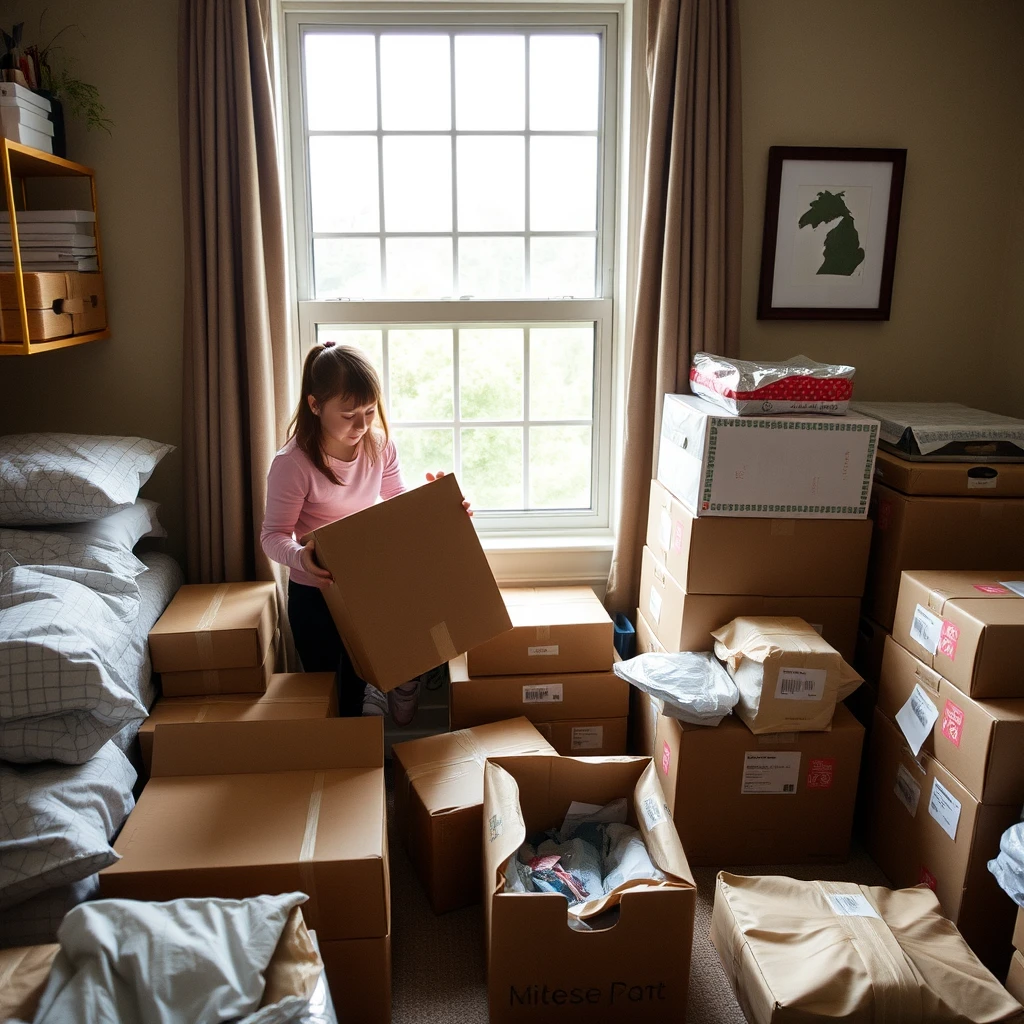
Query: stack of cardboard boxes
[
  {"left": 629, "top": 394, "right": 876, "bottom": 865},
  {"left": 1008, "top": 905, "right": 1024, "bottom": 1003},
  {"left": 449, "top": 587, "right": 629, "bottom": 756},
  {"left": 864, "top": 569, "right": 1024, "bottom": 974}
]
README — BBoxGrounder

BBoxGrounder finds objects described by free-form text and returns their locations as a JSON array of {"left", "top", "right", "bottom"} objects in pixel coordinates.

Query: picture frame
[{"left": 757, "top": 146, "right": 907, "bottom": 321}]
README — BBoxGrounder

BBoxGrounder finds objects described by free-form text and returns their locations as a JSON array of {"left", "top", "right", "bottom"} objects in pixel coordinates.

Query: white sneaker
[
  {"left": 388, "top": 678, "right": 421, "bottom": 727},
  {"left": 361, "top": 684, "right": 388, "bottom": 717}
]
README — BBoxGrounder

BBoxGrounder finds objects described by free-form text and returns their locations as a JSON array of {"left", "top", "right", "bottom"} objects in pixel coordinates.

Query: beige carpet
[{"left": 386, "top": 779, "right": 890, "bottom": 1023}]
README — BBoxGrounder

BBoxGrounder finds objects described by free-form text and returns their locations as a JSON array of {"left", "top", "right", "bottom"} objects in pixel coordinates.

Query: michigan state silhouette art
[{"left": 797, "top": 190, "right": 865, "bottom": 276}]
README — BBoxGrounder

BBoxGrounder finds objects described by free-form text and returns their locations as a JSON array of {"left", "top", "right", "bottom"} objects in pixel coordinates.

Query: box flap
[
  {"left": 902, "top": 570, "right": 1024, "bottom": 607},
  {"left": 498, "top": 587, "right": 612, "bottom": 627},
  {"left": 151, "top": 717, "right": 383, "bottom": 776}
]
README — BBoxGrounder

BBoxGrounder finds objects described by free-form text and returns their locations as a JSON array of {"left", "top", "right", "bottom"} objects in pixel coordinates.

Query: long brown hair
[{"left": 288, "top": 344, "right": 390, "bottom": 485}]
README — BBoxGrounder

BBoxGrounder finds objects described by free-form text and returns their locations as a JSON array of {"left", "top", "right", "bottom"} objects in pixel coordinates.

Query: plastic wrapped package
[
  {"left": 689, "top": 353, "right": 855, "bottom": 416},
  {"left": 989, "top": 822, "right": 1024, "bottom": 907},
  {"left": 613, "top": 651, "right": 739, "bottom": 726}
]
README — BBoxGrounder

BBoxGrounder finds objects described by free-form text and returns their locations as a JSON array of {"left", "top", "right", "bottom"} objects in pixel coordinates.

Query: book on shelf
[
  {"left": 0, "top": 222, "right": 95, "bottom": 236},
  {"left": 0, "top": 249, "right": 97, "bottom": 260},
  {"left": 0, "top": 209, "right": 96, "bottom": 224},
  {"left": 0, "top": 235, "right": 96, "bottom": 248},
  {"left": 0, "top": 256, "right": 99, "bottom": 272}
]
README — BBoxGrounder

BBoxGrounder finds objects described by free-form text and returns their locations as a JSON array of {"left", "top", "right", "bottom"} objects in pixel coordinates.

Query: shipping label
[
  {"left": 828, "top": 893, "right": 880, "bottom": 919},
  {"left": 919, "top": 867, "right": 938, "bottom": 891},
  {"left": 658, "top": 509, "right": 672, "bottom": 552},
  {"left": 661, "top": 740, "right": 671, "bottom": 776},
  {"left": 571, "top": 726, "right": 603, "bottom": 751},
  {"left": 775, "top": 667, "right": 826, "bottom": 701},
  {"left": 806, "top": 758, "right": 836, "bottom": 789},
  {"left": 968, "top": 476, "right": 997, "bottom": 490},
  {"left": 741, "top": 752, "right": 801, "bottom": 795},
  {"left": 522, "top": 683, "right": 563, "bottom": 704},
  {"left": 999, "top": 581, "right": 1024, "bottom": 599},
  {"left": 928, "top": 778, "right": 962, "bottom": 841},
  {"left": 894, "top": 683, "right": 938, "bottom": 756},
  {"left": 527, "top": 645, "right": 559, "bottom": 657},
  {"left": 937, "top": 620, "right": 959, "bottom": 660},
  {"left": 893, "top": 763, "right": 922, "bottom": 817},
  {"left": 671, "top": 520, "right": 685, "bottom": 554},
  {"left": 941, "top": 699, "right": 965, "bottom": 748},
  {"left": 641, "top": 795, "right": 669, "bottom": 830},
  {"left": 974, "top": 584, "right": 1010, "bottom": 594},
  {"left": 648, "top": 587, "right": 663, "bottom": 625},
  {"left": 910, "top": 604, "right": 943, "bottom": 655}
]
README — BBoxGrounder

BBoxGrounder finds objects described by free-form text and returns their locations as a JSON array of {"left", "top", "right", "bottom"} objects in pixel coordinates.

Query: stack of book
[{"left": 0, "top": 210, "right": 98, "bottom": 272}]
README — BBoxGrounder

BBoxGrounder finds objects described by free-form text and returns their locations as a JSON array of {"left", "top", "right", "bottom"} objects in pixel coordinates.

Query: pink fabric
[{"left": 261, "top": 436, "right": 406, "bottom": 587}]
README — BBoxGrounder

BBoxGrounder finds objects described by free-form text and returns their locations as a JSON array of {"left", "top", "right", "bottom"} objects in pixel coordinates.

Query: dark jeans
[{"left": 288, "top": 580, "right": 365, "bottom": 717}]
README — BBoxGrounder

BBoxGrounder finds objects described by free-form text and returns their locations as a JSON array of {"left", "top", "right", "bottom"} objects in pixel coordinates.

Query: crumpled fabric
[
  {"left": 614, "top": 652, "right": 739, "bottom": 725},
  {"left": 988, "top": 820, "right": 1024, "bottom": 906},
  {"left": 21, "top": 892, "right": 328, "bottom": 1024}
]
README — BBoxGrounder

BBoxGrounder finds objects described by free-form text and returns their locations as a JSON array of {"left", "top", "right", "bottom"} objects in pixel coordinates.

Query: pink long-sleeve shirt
[{"left": 260, "top": 436, "right": 406, "bottom": 587}]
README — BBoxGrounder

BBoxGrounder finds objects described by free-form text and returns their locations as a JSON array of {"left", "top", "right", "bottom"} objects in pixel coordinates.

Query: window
[{"left": 284, "top": 8, "right": 621, "bottom": 533}]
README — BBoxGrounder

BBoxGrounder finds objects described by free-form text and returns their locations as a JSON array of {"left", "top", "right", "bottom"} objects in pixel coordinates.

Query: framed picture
[{"left": 757, "top": 146, "right": 907, "bottom": 320}]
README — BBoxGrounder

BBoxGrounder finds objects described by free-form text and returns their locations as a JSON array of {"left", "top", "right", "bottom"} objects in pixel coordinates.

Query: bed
[{"left": 0, "top": 434, "right": 183, "bottom": 947}]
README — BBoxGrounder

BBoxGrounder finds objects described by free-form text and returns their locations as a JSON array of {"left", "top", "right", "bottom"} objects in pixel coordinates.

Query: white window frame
[{"left": 282, "top": 4, "right": 626, "bottom": 540}]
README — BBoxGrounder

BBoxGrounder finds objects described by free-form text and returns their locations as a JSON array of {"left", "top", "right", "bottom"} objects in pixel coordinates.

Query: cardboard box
[
  {"left": 464, "top": 586, "right": 612, "bottom": 677},
  {"left": 656, "top": 393, "right": 879, "bottom": 519},
  {"left": 853, "top": 616, "right": 889, "bottom": 684},
  {"left": 159, "top": 630, "right": 280, "bottom": 698},
  {"left": 0, "top": 271, "right": 105, "bottom": 339},
  {"left": 313, "top": 474, "right": 511, "bottom": 692},
  {"left": 655, "top": 704, "right": 864, "bottom": 865},
  {"left": 863, "top": 483, "right": 1024, "bottom": 629},
  {"left": 100, "top": 718, "right": 388, "bottom": 942},
  {"left": 1016, "top": 905, "right": 1024, "bottom": 952},
  {"left": 711, "top": 872, "right": 1024, "bottom": 1024},
  {"left": 1007, "top": 950, "right": 1024, "bottom": 1006},
  {"left": 0, "top": 944, "right": 58, "bottom": 1023},
  {"left": 876, "top": 636, "right": 1024, "bottom": 805},
  {"left": 646, "top": 478, "right": 872, "bottom": 595},
  {"left": 392, "top": 717, "right": 555, "bottom": 915},
  {"left": 712, "top": 616, "right": 848, "bottom": 734},
  {"left": 483, "top": 754, "right": 697, "bottom": 1024},
  {"left": 639, "top": 546, "right": 860, "bottom": 660},
  {"left": 629, "top": 685, "right": 662, "bottom": 759},
  {"left": 892, "top": 570, "right": 1024, "bottom": 698},
  {"left": 0, "top": 269, "right": 68, "bottom": 308},
  {"left": 864, "top": 708, "right": 1020, "bottom": 974},
  {"left": 319, "top": 933, "right": 391, "bottom": 1024},
  {"left": 0, "top": 307, "right": 72, "bottom": 341},
  {"left": 534, "top": 717, "right": 628, "bottom": 756},
  {"left": 448, "top": 654, "right": 628, "bottom": 730},
  {"left": 139, "top": 671, "right": 337, "bottom": 773},
  {"left": 148, "top": 581, "right": 278, "bottom": 674},
  {"left": 874, "top": 448, "right": 1024, "bottom": 498},
  {"left": 634, "top": 609, "right": 665, "bottom": 655}
]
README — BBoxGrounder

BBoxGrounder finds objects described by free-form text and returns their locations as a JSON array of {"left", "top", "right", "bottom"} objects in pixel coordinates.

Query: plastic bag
[
  {"left": 689, "top": 352, "right": 855, "bottom": 416},
  {"left": 988, "top": 821, "right": 1024, "bottom": 906},
  {"left": 613, "top": 652, "right": 739, "bottom": 726}
]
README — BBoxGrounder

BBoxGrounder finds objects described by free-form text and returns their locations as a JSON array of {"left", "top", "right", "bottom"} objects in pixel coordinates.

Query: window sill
[{"left": 480, "top": 532, "right": 614, "bottom": 589}]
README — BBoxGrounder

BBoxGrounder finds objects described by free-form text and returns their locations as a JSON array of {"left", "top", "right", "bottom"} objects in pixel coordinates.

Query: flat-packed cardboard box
[
  {"left": 711, "top": 872, "right": 1024, "bottom": 1024},
  {"left": 1007, "top": 951, "right": 1024, "bottom": 1006},
  {"left": 159, "top": 630, "right": 280, "bottom": 698},
  {"left": 892, "top": 569, "right": 1024, "bottom": 698},
  {"left": 863, "top": 483, "right": 1024, "bottom": 629},
  {"left": 711, "top": 617, "right": 850, "bottom": 734},
  {"left": 645, "top": 478, "right": 872, "bottom": 595},
  {"left": 864, "top": 708, "right": 1020, "bottom": 973},
  {"left": 319, "top": 933, "right": 391, "bottom": 1024},
  {"left": 655, "top": 705, "right": 864, "bottom": 865},
  {"left": 640, "top": 546, "right": 859, "bottom": 660},
  {"left": 534, "top": 717, "right": 628, "bottom": 756},
  {"left": 483, "top": 754, "right": 697, "bottom": 1024},
  {"left": 876, "top": 636, "right": 1024, "bottom": 805},
  {"left": 313, "top": 474, "right": 511, "bottom": 692},
  {"left": 448, "top": 653, "right": 628, "bottom": 730},
  {"left": 148, "top": 582, "right": 278, "bottom": 674},
  {"left": 392, "top": 717, "right": 555, "bottom": 915},
  {"left": 100, "top": 718, "right": 389, "bottom": 942},
  {"left": 656, "top": 393, "right": 879, "bottom": 519},
  {"left": 0, "top": 943, "right": 58, "bottom": 1023},
  {"left": 464, "top": 586, "right": 612, "bottom": 677},
  {"left": 139, "top": 671, "right": 337, "bottom": 773},
  {"left": 874, "top": 448, "right": 1024, "bottom": 498}
]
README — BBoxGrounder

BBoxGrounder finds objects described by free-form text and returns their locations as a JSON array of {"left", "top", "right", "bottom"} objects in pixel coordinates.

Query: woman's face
[{"left": 309, "top": 393, "right": 377, "bottom": 450}]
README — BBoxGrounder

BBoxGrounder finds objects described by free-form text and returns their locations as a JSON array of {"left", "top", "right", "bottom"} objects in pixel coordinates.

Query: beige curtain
[
  {"left": 178, "top": 0, "right": 292, "bottom": 613},
  {"left": 605, "top": 0, "right": 742, "bottom": 615}
]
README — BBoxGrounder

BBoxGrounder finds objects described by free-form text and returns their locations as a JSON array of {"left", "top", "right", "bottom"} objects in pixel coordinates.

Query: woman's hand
[
  {"left": 299, "top": 537, "right": 334, "bottom": 581},
  {"left": 426, "top": 470, "right": 473, "bottom": 516}
]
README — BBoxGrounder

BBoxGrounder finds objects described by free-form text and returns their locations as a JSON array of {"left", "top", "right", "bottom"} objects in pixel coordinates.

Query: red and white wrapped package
[{"left": 689, "top": 353, "right": 855, "bottom": 416}]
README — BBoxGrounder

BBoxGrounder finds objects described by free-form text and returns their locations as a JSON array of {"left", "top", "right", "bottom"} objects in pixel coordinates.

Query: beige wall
[
  {"left": 1, "top": 0, "right": 184, "bottom": 557},
  {"left": 739, "top": 0, "right": 1024, "bottom": 416}
]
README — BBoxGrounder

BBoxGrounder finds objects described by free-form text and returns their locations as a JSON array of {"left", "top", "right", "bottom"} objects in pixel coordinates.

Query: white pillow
[
  {"left": 0, "top": 434, "right": 173, "bottom": 525},
  {"left": 51, "top": 499, "right": 166, "bottom": 551}
]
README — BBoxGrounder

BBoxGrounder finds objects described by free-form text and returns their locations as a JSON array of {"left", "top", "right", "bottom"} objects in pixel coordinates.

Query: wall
[
  {"left": 1, "top": 0, "right": 184, "bottom": 557},
  {"left": 739, "top": 0, "right": 1024, "bottom": 415}
]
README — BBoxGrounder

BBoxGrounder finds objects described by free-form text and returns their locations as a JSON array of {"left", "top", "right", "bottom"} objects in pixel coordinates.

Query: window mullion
[
  {"left": 522, "top": 326, "right": 530, "bottom": 510},
  {"left": 374, "top": 31, "right": 387, "bottom": 292},
  {"left": 453, "top": 326, "right": 462, "bottom": 478}
]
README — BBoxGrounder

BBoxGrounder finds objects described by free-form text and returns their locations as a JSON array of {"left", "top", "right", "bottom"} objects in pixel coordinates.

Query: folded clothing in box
[
  {"left": 712, "top": 616, "right": 862, "bottom": 733},
  {"left": 711, "top": 872, "right": 1024, "bottom": 1023}
]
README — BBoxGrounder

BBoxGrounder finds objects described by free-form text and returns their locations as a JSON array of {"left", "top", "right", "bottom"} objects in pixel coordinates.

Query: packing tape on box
[
  {"left": 194, "top": 583, "right": 230, "bottom": 669},
  {"left": 535, "top": 625, "right": 551, "bottom": 642},
  {"left": 429, "top": 621, "right": 458, "bottom": 662},
  {"left": 200, "top": 670, "right": 220, "bottom": 695},
  {"left": 298, "top": 770, "right": 326, "bottom": 930}
]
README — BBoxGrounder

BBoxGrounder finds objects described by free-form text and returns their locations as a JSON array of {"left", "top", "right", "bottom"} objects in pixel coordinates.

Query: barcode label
[
  {"left": 527, "top": 645, "right": 559, "bottom": 657},
  {"left": 893, "top": 763, "right": 921, "bottom": 817},
  {"left": 648, "top": 587, "right": 663, "bottom": 625},
  {"left": 910, "top": 604, "right": 943, "bottom": 655},
  {"left": 741, "top": 752, "right": 801, "bottom": 794},
  {"left": 894, "top": 683, "right": 938, "bottom": 756},
  {"left": 828, "top": 893, "right": 880, "bottom": 919},
  {"left": 641, "top": 795, "right": 668, "bottom": 830},
  {"left": 928, "top": 778, "right": 962, "bottom": 840},
  {"left": 775, "top": 667, "right": 826, "bottom": 702},
  {"left": 522, "top": 683, "right": 563, "bottom": 704}
]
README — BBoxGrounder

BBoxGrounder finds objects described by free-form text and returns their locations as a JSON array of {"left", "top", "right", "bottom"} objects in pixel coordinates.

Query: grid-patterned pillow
[{"left": 0, "top": 434, "right": 174, "bottom": 525}]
